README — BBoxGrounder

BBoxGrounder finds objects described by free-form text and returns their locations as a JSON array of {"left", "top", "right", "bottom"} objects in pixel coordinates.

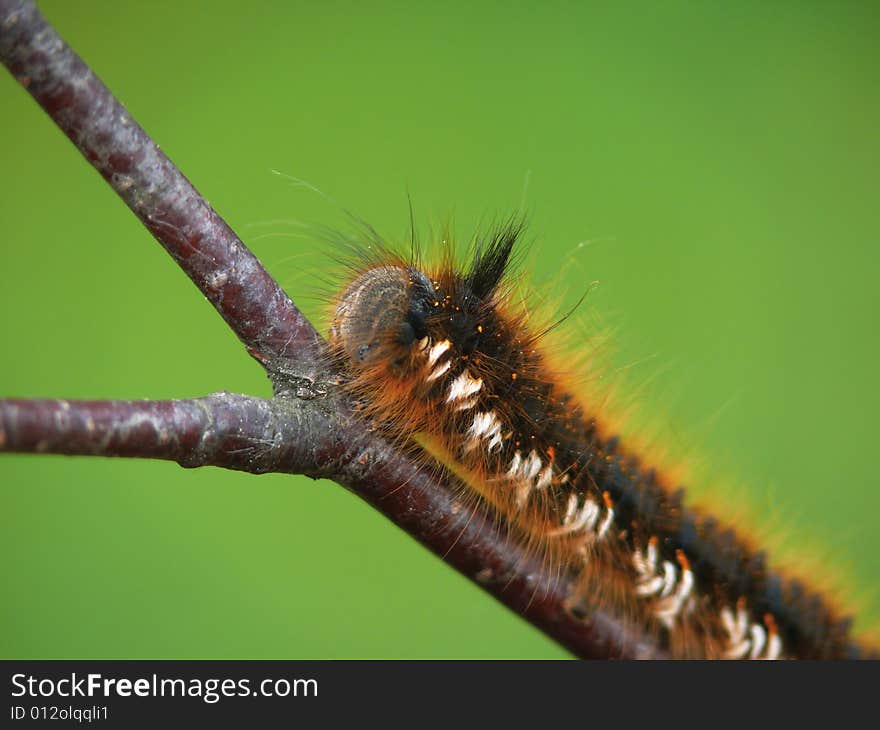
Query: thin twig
[{"left": 0, "top": 395, "right": 318, "bottom": 473}]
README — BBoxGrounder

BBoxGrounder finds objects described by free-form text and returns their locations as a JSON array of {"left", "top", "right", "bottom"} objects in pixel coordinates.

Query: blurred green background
[{"left": 2, "top": 0, "right": 878, "bottom": 658}]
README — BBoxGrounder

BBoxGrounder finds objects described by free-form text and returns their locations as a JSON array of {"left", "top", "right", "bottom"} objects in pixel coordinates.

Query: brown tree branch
[
  {"left": 0, "top": 395, "right": 316, "bottom": 472},
  {"left": 0, "top": 0, "right": 665, "bottom": 658}
]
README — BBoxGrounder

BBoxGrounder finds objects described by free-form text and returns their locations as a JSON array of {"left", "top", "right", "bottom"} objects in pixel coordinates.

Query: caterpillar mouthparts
[{"left": 327, "top": 220, "right": 874, "bottom": 660}]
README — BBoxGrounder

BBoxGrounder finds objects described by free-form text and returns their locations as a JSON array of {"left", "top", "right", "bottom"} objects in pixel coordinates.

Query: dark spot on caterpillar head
[{"left": 399, "top": 267, "right": 436, "bottom": 345}]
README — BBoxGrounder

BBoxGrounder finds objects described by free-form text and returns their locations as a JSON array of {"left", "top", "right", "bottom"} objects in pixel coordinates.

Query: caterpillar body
[{"left": 328, "top": 220, "right": 871, "bottom": 660}]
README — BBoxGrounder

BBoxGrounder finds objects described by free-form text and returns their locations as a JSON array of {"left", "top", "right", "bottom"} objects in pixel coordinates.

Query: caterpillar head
[
  {"left": 329, "top": 219, "right": 521, "bottom": 373},
  {"left": 330, "top": 265, "right": 437, "bottom": 368}
]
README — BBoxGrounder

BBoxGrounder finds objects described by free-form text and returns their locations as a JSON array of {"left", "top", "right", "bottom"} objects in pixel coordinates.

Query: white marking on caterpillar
[
  {"left": 655, "top": 564, "right": 694, "bottom": 629},
  {"left": 426, "top": 360, "right": 451, "bottom": 382},
  {"left": 468, "top": 411, "right": 498, "bottom": 440},
  {"left": 765, "top": 631, "right": 783, "bottom": 660},
  {"left": 632, "top": 541, "right": 696, "bottom": 628},
  {"left": 635, "top": 574, "right": 665, "bottom": 597},
  {"left": 455, "top": 397, "right": 479, "bottom": 412},
  {"left": 720, "top": 604, "right": 751, "bottom": 659},
  {"left": 633, "top": 540, "right": 663, "bottom": 596},
  {"left": 720, "top": 603, "right": 784, "bottom": 660},
  {"left": 510, "top": 450, "right": 544, "bottom": 506},
  {"left": 506, "top": 451, "right": 522, "bottom": 479},
  {"left": 749, "top": 624, "right": 767, "bottom": 659},
  {"left": 427, "top": 339, "right": 451, "bottom": 367},
  {"left": 446, "top": 370, "right": 483, "bottom": 403},
  {"left": 536, "top": 464, "right": 553, "bottom": 491},
  {"left": 561, "top": 493, "right": 578, "bottom": 524},
  {"left": 466, "top": 410, "right": 504, "bottom": 453},
  {"left": 633, "top": 538, "right": 659, "bottom": 578},
  {"left": 722, "top": 609, "right": 751, "bottom": 658},
  {"left": 597, "top": 502, "right": 614, "bottom": 538},
  {"left": 659, "top": 561, "right": 676, "bottom": 597},
  {"left": 548, "top": 496, "right": 601, "bottom": 536},
  {"left": 571, "top": 500, "right": 600, "bottom": 533},
  {"left": 522, "top": 450, "right": 542, "bottom": 481}
]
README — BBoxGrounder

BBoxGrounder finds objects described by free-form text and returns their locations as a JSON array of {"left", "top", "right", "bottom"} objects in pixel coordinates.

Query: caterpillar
[{"left": 327, "top": 218, "right": 875, "bottom": 660}]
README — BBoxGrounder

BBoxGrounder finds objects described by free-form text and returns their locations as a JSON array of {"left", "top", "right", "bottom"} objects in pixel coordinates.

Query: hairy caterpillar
[{"left": 327, "top": 219, "right": 875, "bottom": 660}]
